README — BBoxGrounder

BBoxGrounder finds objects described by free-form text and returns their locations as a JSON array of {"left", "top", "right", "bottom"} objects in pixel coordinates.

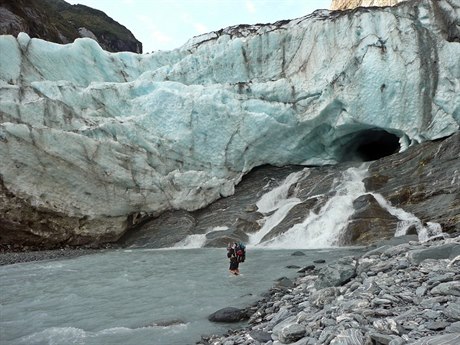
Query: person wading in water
[{"left": 227, "top": 242, "right": 246, "bottom": 275}]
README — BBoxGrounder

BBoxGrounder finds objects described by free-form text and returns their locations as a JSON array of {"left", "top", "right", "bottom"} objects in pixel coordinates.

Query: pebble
[{"left": 200, "top": 235, "right": 460, "bottom": 345}]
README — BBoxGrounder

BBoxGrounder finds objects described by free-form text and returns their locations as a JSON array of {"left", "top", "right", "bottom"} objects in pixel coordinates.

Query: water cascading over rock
[{"left": 0, "top": 0, "right": 459, "bottom": 249}]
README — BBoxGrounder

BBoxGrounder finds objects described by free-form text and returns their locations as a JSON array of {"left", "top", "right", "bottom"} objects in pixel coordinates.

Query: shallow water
[{"left": 0, "top": 247, "right": 363, "bottom": 345}]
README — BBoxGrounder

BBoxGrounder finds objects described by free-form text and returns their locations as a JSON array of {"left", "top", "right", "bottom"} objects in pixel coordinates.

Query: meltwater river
[{"left": 0, "top": 247, "right": 363, "bottom": 345}]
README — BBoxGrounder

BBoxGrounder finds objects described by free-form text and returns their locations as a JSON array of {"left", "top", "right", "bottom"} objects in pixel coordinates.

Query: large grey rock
[
  {"left": 431, "top": 282, "right": 460, "bottom": 297},
  {"left": 275, "top": 277, "right": 294, "bottom": 289},
  {"left": 330, "top": 329, "right": 370, "bottom": 345},
  {"left": 248, "top": 330, "right": 272, "bottom": 342},
  {"left": 409, "top": 333, "right": 460, "bottom": 345},
  {"left": 407, "top": 244, "right": 460, "bottom": 265},
  {"left": 269, "top": 307, "right": 293, "bottom": 327},
  {"left": 444, "top": 302, "right": 460, "bottom": 321},
  {"left": 208, "top": 307, "right": 248, "bottom": 323},
  {"left": 279, "top": 323, "right": 306, "bottom": 344},
  {"left": 315, "top": 257, "right": 357, "bottom": 289}
]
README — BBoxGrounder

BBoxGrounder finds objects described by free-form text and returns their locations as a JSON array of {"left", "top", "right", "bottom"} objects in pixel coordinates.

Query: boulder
[
  {"left": 208, "top": 307, "right": 248, "bottom": 323},
  {"left": 330, "top": 329, "right": 369, "bottom": 345},
  {"left": 407, "top": 243, "right": 460, "bottom": 265},
  {"left": 314, "top": 257, "right": 357, "bottom": 289},
  {"left": 279, "top": 323, "right": 306, "bottom": 343},
  {"left": 431, "top": 282, "right": 460, "bottom": 297},
  {"left": 249, "top": 330, "right": 272, "bottom": 342},
  {"left": 409, "top": 333, "right": 460, "bottom": 345},
  {"left": 274, "top": 277, "right": 294, "bottom": 289}
]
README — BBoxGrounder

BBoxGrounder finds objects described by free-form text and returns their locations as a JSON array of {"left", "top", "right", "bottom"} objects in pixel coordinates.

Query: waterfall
[
  {"left": 255, "top": 170, "right": 306, "bottom": 213},
  {"left": 247, "top": 170, "right": 306, "bottom": 245},
  {"left": 252, "top": 164, "right": 369, "bottom": 249},
  {"left": 173, "top": 162, "right": 443, "bottom": 250}
]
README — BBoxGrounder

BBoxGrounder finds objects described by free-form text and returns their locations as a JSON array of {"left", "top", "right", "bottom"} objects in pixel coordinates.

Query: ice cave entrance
[{"left": 340, "top": 129, "right": 400, "bottom": 162}]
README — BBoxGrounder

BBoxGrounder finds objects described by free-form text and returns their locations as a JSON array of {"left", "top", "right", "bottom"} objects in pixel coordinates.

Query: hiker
[{"left": 227, "top": 242, "right": 246, "bottom": 275}]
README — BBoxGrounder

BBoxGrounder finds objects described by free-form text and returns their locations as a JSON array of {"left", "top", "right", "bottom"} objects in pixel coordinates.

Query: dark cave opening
[{"left": 341, "top": 129, "right": 401, "bottom": 162}]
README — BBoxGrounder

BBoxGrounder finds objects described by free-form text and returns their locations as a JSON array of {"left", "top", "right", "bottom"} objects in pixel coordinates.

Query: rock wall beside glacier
[
  {"left": 0, "top": 0, "right": 459, "bottom": 248},
  {"left": 0, "top": 0, "right": 142, "bottom": 53}
]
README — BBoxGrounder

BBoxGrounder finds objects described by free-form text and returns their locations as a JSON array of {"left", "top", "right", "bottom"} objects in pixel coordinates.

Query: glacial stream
[{"left": 0, "top": 247, "right": 364, "bottom": 345}]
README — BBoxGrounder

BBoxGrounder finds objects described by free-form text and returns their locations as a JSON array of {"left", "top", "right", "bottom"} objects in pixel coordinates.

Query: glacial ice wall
[{"left": 0, "top": 0, "right": 459, "bottom": 245}]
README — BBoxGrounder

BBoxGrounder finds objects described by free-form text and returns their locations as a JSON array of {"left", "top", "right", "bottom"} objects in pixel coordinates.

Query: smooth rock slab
[
  {"left": 431, "top": 281, "right": 460, "bottom": 297},
  {"left": 407, "top": 244, "right": 460, "bottom": 265},
  {"left": 425, "top": 321, "right": 450, "bottom": 330},
  {"left": 409, "top": 332, "right": 460, "bottom": 345},
  {"left": 444, "top": 302, "right": 460, "bottom": 321}
]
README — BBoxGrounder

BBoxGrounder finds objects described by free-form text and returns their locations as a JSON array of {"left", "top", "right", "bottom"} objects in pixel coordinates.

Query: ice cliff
[{"left": 0, "top": 0, "right": 459, "bottom": 248}]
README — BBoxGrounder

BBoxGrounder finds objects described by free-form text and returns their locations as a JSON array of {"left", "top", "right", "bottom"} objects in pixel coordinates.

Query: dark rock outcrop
[
  {"left": 364, "top": 132, "right": 460, "bottom": 234},
  {"left": 208, "top": 307, "right": 248, "bottom": 323},
  {"left": 340, "top": 194, "right": 399, "bottom": 245},
  {"left": 116, "top": 210, "right": 195, "bottom": 248},
  {"left": 0, "top": 176, "right": 126, "bottom": 250},
  {"left": 0, "top": 0, "right": 142, "bottom": 53}
]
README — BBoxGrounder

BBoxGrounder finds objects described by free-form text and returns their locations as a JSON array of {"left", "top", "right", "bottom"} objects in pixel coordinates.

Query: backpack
[{"left": 235, "top": 242, "right": 246, "bottom": 263}]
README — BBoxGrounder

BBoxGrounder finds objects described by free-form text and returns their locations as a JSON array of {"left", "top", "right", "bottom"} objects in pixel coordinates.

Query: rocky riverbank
[
  {"left": 0, "top": 247, "right": 110, "bottom": 266},
  {"left": 200, "top": 234, "right": 460, "bottom": 345}
]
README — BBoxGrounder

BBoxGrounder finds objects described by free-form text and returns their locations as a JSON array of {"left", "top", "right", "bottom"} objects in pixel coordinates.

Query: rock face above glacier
[
  {"left": 0, "top": 0, "right": 142, "bottom": 53},
  {"left": 0, "top": 0, "right": 459, "bottom": 248},
  {"left": 330, "top": 0, "right": 406, "bottom": 11}
]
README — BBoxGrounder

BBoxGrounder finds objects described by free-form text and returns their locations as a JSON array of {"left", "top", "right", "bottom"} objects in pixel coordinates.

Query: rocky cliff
[
  {"left": 0, "top": 0, "right": 459, "bottom": 250},
  {"left": 0, "top": 0, "right": 142, "bottom": 53},
  {"left": 331, "top": 0, "right": 406, "bottom": 10}
]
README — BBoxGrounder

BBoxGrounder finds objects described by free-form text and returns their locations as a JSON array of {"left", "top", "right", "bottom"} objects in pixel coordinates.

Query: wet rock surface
[
  {"left": 200, "top": 235, "right": 460, "bottom": 345},
  {"left": 117, "top": 165, "right": 303, "bottom": 248},
  {"left": 364, "top": 132, "right": 460, "bottom": 235},
  {"left": 119, "top": 132, "right": 460, "bottom": 249}
]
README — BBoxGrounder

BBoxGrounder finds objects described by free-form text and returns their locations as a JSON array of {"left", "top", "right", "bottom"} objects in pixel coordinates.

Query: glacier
[{"left": 0, "top": 0, "right": 459, "bottom": 246}]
